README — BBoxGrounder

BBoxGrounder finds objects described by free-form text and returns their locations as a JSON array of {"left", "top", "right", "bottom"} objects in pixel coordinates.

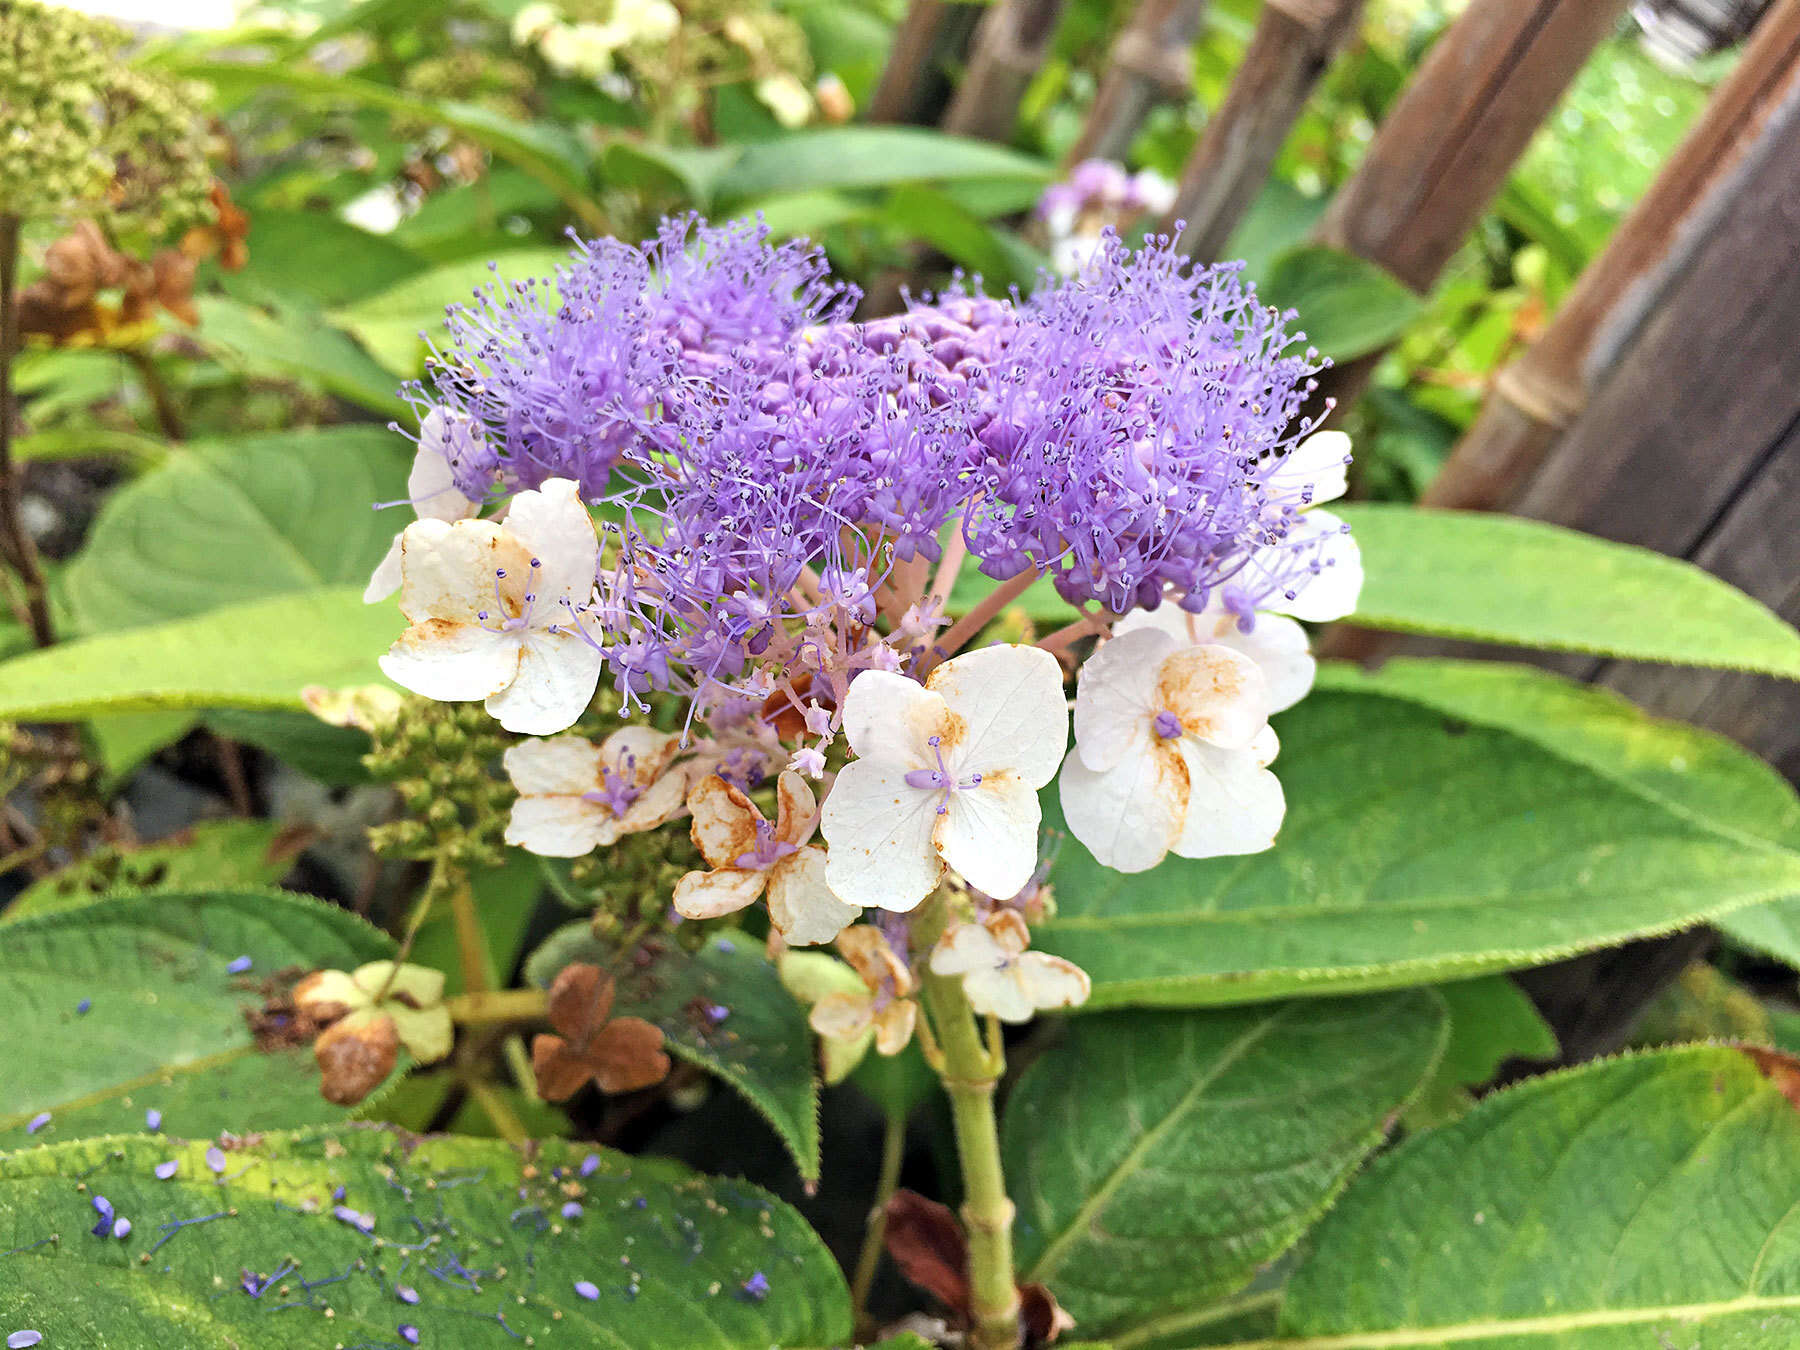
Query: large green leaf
[
  {"left": 3, "top": 821, "right": 301, "bottom": 921},
  {"left": 1034, "top": 684, "right": 1800, "bottom": 1009},
  {"left": 0, "top": 1128, "right": 850, "bottom": 1347},
  {"left": 1339, "top": 505, "right": 1800, "bottom": 678},
  {"left": 0, "top": 586, "right": 397, "bottom": 720},
  {"left": 1406, "top": 976, "right": 1558, "bottom": 1129},
  {"left": 228, "top": 208, "right": 429, "bottom": 309},
  {"left": 195, "top": 295, "right": 410, "bottom": 418},
  {"left": 328, "top": 247, "right": 571, "bottom": 376},
  {"left": 62, "top": 427, "right": 410, "bottom": 632},
  {"left": 527, "top": 925, "right": 821, "bottom": 1181},
  {"left": 1317, "top": 660, "right": 1800, "bottom": 967},
  {"left": 0, "top": 890, "right": 395, "bottom": 1145},
  {"left": 1253, "top": 245, "right": 1424, "bottom": 362},
  {"left": 711, "top": 127, "right": 1051, "bottom": 203},
  {"left": 1271, "top": 1046, "right": 1800, "bottom": 1348},
  {"left": 1006, "top": 992, "right": 1446, "bottom": 1337}
]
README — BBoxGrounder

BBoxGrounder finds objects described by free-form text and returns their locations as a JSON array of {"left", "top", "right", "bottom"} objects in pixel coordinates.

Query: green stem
[
  {"left": 445, "top": 988, "right": 549, "bottom": 1026},
  {"left": 916, "top": 893, "right": 1020, "bottom": 1349},
  {"left": 448, "top": 871, "right": 489, "bottom": 995},
  {"left": 850, "top": 1110, "right": 908, "bottom": 1336},
  {"left": 0, "top": 213, "right": 54, "bottom": 649}
]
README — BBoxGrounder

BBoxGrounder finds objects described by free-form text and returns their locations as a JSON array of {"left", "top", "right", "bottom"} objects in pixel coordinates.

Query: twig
[
  {"left": 850, "top": 1111, "right": 909, "bottom": 1336},
  {"left": 0, "top": 214, "right": 54, "bottom": 648},
  {"left": 125, "top": 348, "right": 187, "bottom": 442}
]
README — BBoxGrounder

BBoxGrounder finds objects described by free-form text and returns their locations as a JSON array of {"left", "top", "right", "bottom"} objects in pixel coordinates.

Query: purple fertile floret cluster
[{"left": 403, "top": 216, "right": 1333, "bottom": 705}]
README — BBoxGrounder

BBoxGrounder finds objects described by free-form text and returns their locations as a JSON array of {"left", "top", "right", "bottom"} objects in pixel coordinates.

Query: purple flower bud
[
  {"left": 561, "top": 1202, "right": 583, "bottom": 1220},
  {"left": 739, "top": 1270, "right": 771, "bottom": 1302},
  {"left": 155, "top": 1160, "right": 178, "bottom": 1180},
  {"left": 579, "top": 1154, "right": 600, "bottom": 1178},
  {"left": 226, "top": 956, "right": 253, "bottom": 974},
  {"left": 574, "top": 1279, "right": 600, "bottom": 1301},
  {"left": 396, "top": 1284, "right": 420, "bottom": 1305},
  {"left": 145, "top": 1109, "right": 162, "bottom": 1131},
  {"left": 399, "top": 1325, "right": 420, "bottom": 1345},
  {"left": 113, "top": 1217, "right": 132, "bottom": 1239},
  {"left": 76, "top": 998, "right": 91, "bottom": 1015}
]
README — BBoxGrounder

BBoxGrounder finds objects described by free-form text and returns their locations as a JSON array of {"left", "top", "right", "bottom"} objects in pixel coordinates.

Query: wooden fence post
[
  {"left": 1308, "top": 0, "right": 1631, "bottom": 416},
  {"left": 1423, "top": 0, "right": 1800, "bottom": 511},
  {"left": 941, "top": 0, "right": 1068, "bottom": 142},
  {"left": 869, "top": 0, "right": 983, "bottom": 126},
  {"left": 1165, "top": 0, "right": 1367, "bottom": 262},
  {"left": 1065, "top": 0, "right": 1209, "bottom": 167}
]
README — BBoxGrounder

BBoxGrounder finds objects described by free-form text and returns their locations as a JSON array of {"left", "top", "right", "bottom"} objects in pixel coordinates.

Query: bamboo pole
[
  {"left": 1423, "top": 0, "right": 1800, "bottom": 511},
  {"left": 1308, "top": 0, "right": 1631, "bottom": 418},
  {"left": 1166, "top": 0, "right": 1367, "bottom": 262},
  {"left": 941, "top": 0, "right": 1068, "bottom": 143},
  {"left": 870, "top": 0, "right": 982, "bottom": 126},
  {"left": 1065, "top": 0, "right": 1209, "bottom": 167}
]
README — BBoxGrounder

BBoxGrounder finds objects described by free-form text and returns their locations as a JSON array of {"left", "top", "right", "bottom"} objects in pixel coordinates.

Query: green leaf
[
  {"left": 0, "top": 586, "right": 397, "bottom": 720},
  {"left": 1316, "top": 659, "right": 1800, "bottom": 967},
  {"left": 1006, "top": 992, "right": 1446, "bottom": 1337},
  {"left": 1275, "top": 1045, "right": 1800, "bottom": 1348},
  {"left": 711, "top": 128, "right": 1051, "bottom": 203},
  {"left": 228, "top": 208, "right": 428, "bottom": 308},
  {"left": 87, "top": 710, "right": 199, "bottom": 779},
  {"left": 62, "top": 427, "right": 410, "bottom": 633},
  {"left": 527, "top": 926, "right": 822, "bottom": 1181},
  {"left": 602, "top": 140, "right": 744, "bottom": 205},
  {"left": 0, "top": 1128, "right": 851, "bottom": 1346},
  {"left": 1339, "top": 504, "right": 1800, "bottom": 678},
  {"left": 204, "top": 708, "right": 375, "bottom": 786},
  {"left": 4, "top": 821, "right": 303, "bottom": 921},
  {"left": 1034, "top": 683, "right": 1800, "bottom": 1009},
  {"left": 195, "top": 294, "right": 410, "bottom": 418},
  {"left": 1406, "top": 976, "right": 1558, "bottom": 1128},
  {"left": 882, "top": 186, "right": 1046, "bottom": 289},
  {"left": 1253, "top": 245, "right": 1425, "bottom": 361},
  {"left": 328, "top": 247, "right": 571, "bottom": 376},
  {"left": 0, "top": 889, "right": 396, "bottom": 1144}
]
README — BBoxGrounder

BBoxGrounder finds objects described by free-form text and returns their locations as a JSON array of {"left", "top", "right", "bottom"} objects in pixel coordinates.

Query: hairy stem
[
  {"left": 448, "top": 872, "right": 490, "bottom": 995},
  {"left": 849, "top": 1110, "right": 908, "bottom": 1335},
  {"left": 916, "top": 892, "right": 1019, "bottom": 1348},
  {"left": 933, "top": 568, "right": 1041, "bottom": 662},
  {"left": 0, "top": 214, "right": 54, "bottom": 648}
]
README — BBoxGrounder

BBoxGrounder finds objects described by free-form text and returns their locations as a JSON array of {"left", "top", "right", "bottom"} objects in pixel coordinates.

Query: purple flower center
[
  {"left": 733, "top": 817, "right": 798, "bottom": 870},
  {"left": 1153, "top": 709, "right": 1184, "bottom": 740},
  {"left": 476, "top": 558, "right": 542, "bottom": 634},
  {"left": 581, "top": 756, "right": 641, "bottom": 817},
  {"left": 903, "top": 735, "right": 983, "bottom": 815}
]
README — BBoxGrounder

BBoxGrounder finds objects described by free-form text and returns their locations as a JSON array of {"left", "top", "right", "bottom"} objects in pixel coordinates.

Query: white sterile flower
[
  {"left": 365, "top": 410, "right": 483, "bottom": 604},
  {"left": 511, "top": 1, "right": 562, "bottom": 46},
  {"left": 821, "top": 644, "right": 1068, "bottom": 913},
  {"left": 379, "top": 477, "right": 603, "bottom": 735},
  {"left": 807, "top": 925, "right": 918, "bottom": 1057},
  {"left": 1116, "top": 596, "right": 1316, "bottom": 714},
  {"left": 755, "top": 73, "right": 815, "bottom": 128},
  {"left": 502, "top": 728, "right": 686, "bottom": 856},
  {"left": 930, "top": 911, "right": 1089, "bottom": 1023},
  {"left": 541, "top": 21, "right": 622, "bottom": 78},
  {"left": 1248, "top": 430, "right": 1363, "bottom": 623},
  {"left": 614, "top": 0, "right": 680, "bottom": 44},
  {"left": 1059, "top": 621, "right": 1284, "bottom": 873},
  {"left": 675, "top": 770, "right": 859, "bottom": 945}
]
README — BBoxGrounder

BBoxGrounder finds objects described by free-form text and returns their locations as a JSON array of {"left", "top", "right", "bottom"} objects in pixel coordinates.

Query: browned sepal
[
  {"left": 530, "top": 963, "right": 671, "bottom": 1101},
  {"left": 1741, "top": 1045, "right": 1800, "bottom": 1110},
  {"left": 314, "top": 1013, "right": 399, "bottom": 1106},
  {"left": 883, "top": 1190, "right": 1076, "bottom": 1345}
]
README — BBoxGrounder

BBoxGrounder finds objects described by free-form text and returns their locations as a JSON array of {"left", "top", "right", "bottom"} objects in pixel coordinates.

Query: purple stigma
[
  {"left": 903, "top": 735, "right": 982, "bottom": 815},
  {"left": 1153, "top": 710, "right": 1183, "bottom": 739}
]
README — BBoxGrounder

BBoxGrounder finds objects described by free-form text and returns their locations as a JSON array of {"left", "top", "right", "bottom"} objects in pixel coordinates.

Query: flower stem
[
  {"left": 849, "top": 1109, "right": 908, "bottom": 1336},
  {"left": 933, "top": 568, "right": 1042, "bottom": 662},
  {"left": 448, "top": 872, "right": 490, "bottom": 995},
  {"left": 445, "top": 988, "right": 549, "bottom": 1026}
]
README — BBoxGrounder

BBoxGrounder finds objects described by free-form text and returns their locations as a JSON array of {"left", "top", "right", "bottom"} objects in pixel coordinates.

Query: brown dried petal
[
  {"left": 531, "top": 1033, "right": 597, "bottom": 1103},
  {"left": 884, "top": 1189, "right": 970, "bottom": 1318},
  {"left": 1019, "top": 1282, "right": 1076, "bottom": 1346},
  {"left": 588, "top": 1016, "right": 671, "bottom": 1094},
  {"left": 315, "top": 1012, "right": 398, "bottom": 1106},
  {"left": 545, "top": 962, "right": 614, "bottom": 1042}
]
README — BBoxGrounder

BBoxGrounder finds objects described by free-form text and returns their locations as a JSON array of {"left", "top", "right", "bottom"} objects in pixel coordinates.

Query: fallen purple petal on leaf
[
  {"left": 226, "top": 955, "right": 253, "bottom": 974},
  {"left": 205, "top": 1147, "right": 227, "bottom": 1174},
  {"left": 396, "top": 1284, "right": 419, "bottom": 1305},
  {"left": 561, "top": 1202, "right": 582, "bottom": 1219},
  {"left": 24, "top": 1113, "right": 49, "bottom": 1135},
  {"left": 574, "top": 1279, "right": 600, "bottom": 1301},
  {"left": 154, "top": 1160, "right": 178, "bottom": 1180},
  {"left": 8, "top": 1331, "right": 43, "bottom": 1348},
  {"left": 399, "top": 1325, "right": 420, "bottom": 1345},
  {"left": 145, "top": 1109, "right": 162, "bottom": 1131}
]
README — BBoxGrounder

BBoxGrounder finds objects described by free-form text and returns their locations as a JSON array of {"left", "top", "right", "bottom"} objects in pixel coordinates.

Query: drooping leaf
[
  {"left": 1318, "top": 660, "right": 1800, "bottom": 968},
  {"left": 4, "top": 822, "right": 304, "bottom": 922},
  {"left": 1277, "top": 1046, "right": 1800, "bottom": 1348},
  {"left": 226, "top": 207, "right": 429, "bottom": 308},
  {"left": 882, "top": 186, "right": 1046, "bottom": 290},
  {"left": 711, "top": 127, "right": 1051, "bottom": 203},
  {"left": 195, "top": 295, "right": 411, "bottom": 418},
  {"left": 1005, "top": 993, "right": 1446, "bottom": 1336},
  {"left": 62, "top": 427, "right": 410, "bottom": 633},
  {"left": 0, "top": 586, "right": 397, "bottom": 721},
  {"left": 527, "top": 925, "right": 821, "bottom": 1180},
  {"left": 1253, "top": 244, "right": 1425, "bottom": 361},
  {"left": 1034, "top": 684, "right": 1800, "bottom": 1009},
  {"left": 0, "top": 890, "right": 396, "bottom": 1145},
  {"left": 0, "top": 1128, "right": 850, "bottom": 1347},
  {"left": 1406, "top": 975, "right": 1558, "bottom": 1128},
  {"left": 204, "top": 708, "right": 375, "bottom": 786},
  {"left": 327, "top": 247, "right": 571, "bottom": 375},
  {"left": 1339, "top": 504, "right": 1800, "bottom": 678}
]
